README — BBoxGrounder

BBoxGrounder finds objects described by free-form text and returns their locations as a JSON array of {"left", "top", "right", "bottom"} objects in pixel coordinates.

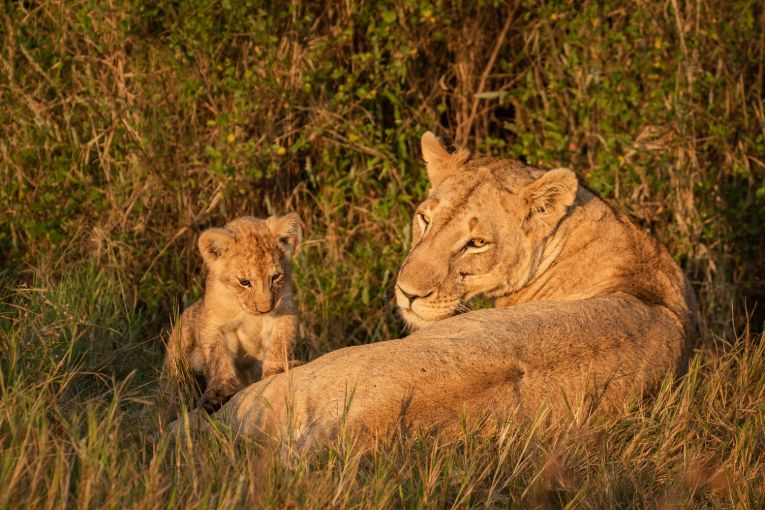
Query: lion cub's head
[
  {"left": 395, "top": 132, "right": 579, "bottom": 329},
  {"left": 198, "top": 214, "right": 300, "bottom": 314}
]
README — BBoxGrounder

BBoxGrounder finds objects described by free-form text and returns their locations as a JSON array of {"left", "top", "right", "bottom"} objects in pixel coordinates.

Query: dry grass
[
  {"left": 1, "top": 0, "right": 764, "bottom": 507},
  {"left": 1, "top": 266, "right": 763, "bottom": 508}
]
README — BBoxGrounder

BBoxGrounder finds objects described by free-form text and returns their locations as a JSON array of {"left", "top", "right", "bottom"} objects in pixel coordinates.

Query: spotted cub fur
[{"left": 164, "top": 214, "right": 302, "bottom": 412}]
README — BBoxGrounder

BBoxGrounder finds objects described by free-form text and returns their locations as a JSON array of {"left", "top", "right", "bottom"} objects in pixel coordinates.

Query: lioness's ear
[
  {"left": 421, "top": 131, "right": 471, "bottom": 188},
  {"left": 198, "top": 228, "right": 233, "bottom": 265},
  {"left": 267, "top": 212, "right": 301, "bottom": 257},
  {"left": 522, "top": 168, "right": 578, "bottom": 234}
]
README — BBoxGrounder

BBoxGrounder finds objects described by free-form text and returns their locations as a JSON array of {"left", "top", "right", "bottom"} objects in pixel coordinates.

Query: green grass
[
  {"left": 1, "top": 267, "right": 763, "bottom": 508},
  {"left": 1, "top": 0, "right": 764, "bottom": 507}
]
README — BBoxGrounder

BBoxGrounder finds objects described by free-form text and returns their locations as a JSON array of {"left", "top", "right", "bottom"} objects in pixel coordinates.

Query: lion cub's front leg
[
  {"left": 200, "top": 340, "right": 243, "bottom": 413},
  {"left": 261, "top": 314, "right": 301, "bottom": 379}
]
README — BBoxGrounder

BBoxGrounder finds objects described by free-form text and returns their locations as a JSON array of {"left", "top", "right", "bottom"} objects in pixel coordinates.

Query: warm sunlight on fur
[
  {"left": 192, "top": 132, "right": 699, "bottom": 453},
  {"left": 163, "top": 214, "right": 303, "bottom": 412}
]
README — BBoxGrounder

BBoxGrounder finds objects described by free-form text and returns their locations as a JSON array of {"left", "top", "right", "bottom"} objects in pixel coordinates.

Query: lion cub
[{"left": 164, "top": 213, "right": 302, "bottom": 412}]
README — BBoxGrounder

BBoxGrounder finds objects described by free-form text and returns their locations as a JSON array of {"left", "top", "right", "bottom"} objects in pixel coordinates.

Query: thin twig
[{"left": 461, "top": 0, "right": 520, "bottom": 144}]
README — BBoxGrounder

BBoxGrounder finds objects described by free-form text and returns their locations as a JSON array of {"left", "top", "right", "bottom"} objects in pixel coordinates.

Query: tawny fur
[
  {"left": 163, "top": 214, "right": 303, "bottom": 412},
  {"left": 170, "top": 133, "right": 699, "bottom": 449}
]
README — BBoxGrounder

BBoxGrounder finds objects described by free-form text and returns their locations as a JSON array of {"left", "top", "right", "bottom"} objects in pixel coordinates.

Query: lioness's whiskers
[{"left": 455, "top": 303, "right": 472, "bottom": 314}]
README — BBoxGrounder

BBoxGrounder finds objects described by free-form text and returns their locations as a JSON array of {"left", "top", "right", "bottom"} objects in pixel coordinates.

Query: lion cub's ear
[
  {"left": 198, "top": 228, "right": 234, "bottom": 266},
  {"left": 421, "top": 131, "right": 471, "bottom": 188},
  {"left": 267, "top": 212, "right": 301, "bottom": 258},
  {"left": 522, "top": 168, "right": 578, "bottom": 235}
]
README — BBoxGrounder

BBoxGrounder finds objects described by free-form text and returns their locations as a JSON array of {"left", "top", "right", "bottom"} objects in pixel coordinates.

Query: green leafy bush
[{"left": 1, "top": 1, "right": 764, "bottom": 506}]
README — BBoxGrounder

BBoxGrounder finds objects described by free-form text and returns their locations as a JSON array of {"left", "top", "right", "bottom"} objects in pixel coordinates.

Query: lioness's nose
[{"left": 397, "top": 285, "right": 433, "bottom": 306}]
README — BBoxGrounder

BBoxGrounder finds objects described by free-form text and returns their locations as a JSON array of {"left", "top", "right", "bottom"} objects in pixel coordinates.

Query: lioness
[
  {"left": 395, "top": 132, "right": 696, "bottom": 333},
  {"left": 164, "top": 214, "right": 302, "bottom": 412},
  {"left": 173, "top": 133, "right": 698, "bottom": 449}
]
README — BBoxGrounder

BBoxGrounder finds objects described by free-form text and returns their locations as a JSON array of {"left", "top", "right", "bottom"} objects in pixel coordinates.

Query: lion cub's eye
[
  {"left": 238, "top": 278, "right": 251, "bottom": 287},
  {"left": 271, "top": 273, "right": 283, "bottom": 284},
  {"left": 466, "top": 238, "right": 488, "bottom": 249}
]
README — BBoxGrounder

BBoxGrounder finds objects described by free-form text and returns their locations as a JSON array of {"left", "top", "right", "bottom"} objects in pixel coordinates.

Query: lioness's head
[
  {"left": 198, "top": 214, "right": 300, "bottom": 314},
  {"left": 395, "top": 132, "right": 579, "bottom": 329}
]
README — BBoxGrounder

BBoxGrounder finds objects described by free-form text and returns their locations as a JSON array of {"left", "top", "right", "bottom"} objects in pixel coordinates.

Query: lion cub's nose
[{"left": 397, "top": 285, "right": 433, "bottom": 307}]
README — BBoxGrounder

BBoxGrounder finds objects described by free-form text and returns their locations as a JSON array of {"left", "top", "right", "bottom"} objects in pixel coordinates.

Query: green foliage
[
  {"left": 2, "top": 0, "right": 763, "bottom": 336},
  {"left": 1, "top": 0, "right": 764, "bottom": 506},
  {"left": 1, "top": 263, "right": 152, "bottom": 394}
]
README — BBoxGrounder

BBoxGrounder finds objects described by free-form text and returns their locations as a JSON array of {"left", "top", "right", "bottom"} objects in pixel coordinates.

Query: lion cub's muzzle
[{"left": 246, "top": 292, "right": 276, "bottom": 314}]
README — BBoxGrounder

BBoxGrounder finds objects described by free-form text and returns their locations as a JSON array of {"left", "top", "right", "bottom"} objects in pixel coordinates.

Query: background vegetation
[{"left": 1, "top": 0, "right": 763, "bottom": 507}]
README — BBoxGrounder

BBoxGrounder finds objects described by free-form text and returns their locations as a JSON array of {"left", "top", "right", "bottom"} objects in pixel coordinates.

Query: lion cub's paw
[
  {"left": 262, "top": 360, "right": 305, "bottom": 379},
  {"left": 200, "top": 385, "right": 238, "bottom": 413}
]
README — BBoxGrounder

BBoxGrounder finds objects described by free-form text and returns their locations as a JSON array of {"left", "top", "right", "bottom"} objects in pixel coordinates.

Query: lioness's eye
[
  {"left": 417, "top": 213, "right": 431, "bottom": 232},
  {"left": 271, "top": 273, "right": 283, "bottom": 284},
  {"left": 238, "top": 278, "right": 251, "bottom": 287},
  {"left": 466, "top": 238, "right": 487, "bottom": 249}
]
